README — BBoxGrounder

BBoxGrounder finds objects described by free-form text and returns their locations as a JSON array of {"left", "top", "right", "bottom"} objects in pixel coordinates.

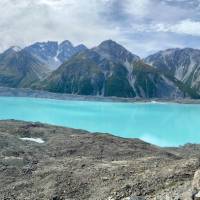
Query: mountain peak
[
  {"left": 75, "top": 44, "right": 87, "bottom": 51},
  {"left": 96, "top": 40, "right": 139, "bottom": 59},
  {"left": 60, "top": 40, "right": 73, "bottom": 47},
  {"left": 144, "top": 47, "right": 200, "bottom": 95},
  {"left": 93, "top": 40, "right": 140, "bottom": 70},
  {"left": 10, "top": 46, "right": 22, "bottom": 52},
  {"left": 98, "top": 39, "right": 123, "bottom": 49}
]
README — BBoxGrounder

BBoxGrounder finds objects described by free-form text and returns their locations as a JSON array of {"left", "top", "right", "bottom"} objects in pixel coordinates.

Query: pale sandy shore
[{"left": 0, "top": 87, "right": 200, "bottom": 104}]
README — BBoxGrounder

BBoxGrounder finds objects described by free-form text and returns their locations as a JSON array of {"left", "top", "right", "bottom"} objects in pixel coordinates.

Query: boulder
[
  {"left": 181, "top": 190, "right": 193, "bottom": 200},
  {"left": 193, "top": 169, "right": 200, "bottom": 190},
  {"left": 122, "top": 196, "right": 145, "bottom": 200},
  {"left": 194, "top": 191, "right": 200, "bottom": 200}
]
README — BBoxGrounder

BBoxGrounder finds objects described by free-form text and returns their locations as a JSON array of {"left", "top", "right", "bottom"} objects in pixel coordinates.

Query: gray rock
[
  {"left": 1, "top": 120, "right": 200, "bottom": 199},
  {"left": 144, "top": 48, "right": 200, "bottom": 95},
  {"left": 194, "top": 191, "right": 200, "bottom": 200},
  {"left": 193, "top": 169, "right": 200, "bottom": 190},
  {"left": 24, "top": 40, "right": 87, "bottom": 70}
]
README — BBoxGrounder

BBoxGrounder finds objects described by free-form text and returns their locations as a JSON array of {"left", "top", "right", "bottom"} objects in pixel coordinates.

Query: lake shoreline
[
  {"left": 1, "top": 87, "right": 200, "bottom": 147},
  {"left": 1, "top": 87, "right": 200, "bottom": 104}
]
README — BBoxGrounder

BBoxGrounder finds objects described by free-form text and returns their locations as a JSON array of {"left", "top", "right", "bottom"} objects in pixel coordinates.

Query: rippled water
[{"left": 0, "top": 96, "right": 200, "bottom": 146}]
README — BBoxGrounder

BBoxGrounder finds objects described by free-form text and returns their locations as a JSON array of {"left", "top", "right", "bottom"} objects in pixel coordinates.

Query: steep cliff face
[
  {"left": 25, "top": 41, "right": 87, "bottom": 69},
  {"left": 145, "top": 48, "right": 200, "bottom": 94}
]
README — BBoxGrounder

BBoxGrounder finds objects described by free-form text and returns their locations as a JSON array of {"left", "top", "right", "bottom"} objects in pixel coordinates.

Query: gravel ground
[{"left": 0, "top": 120, "right": 200, "bottom": 200}]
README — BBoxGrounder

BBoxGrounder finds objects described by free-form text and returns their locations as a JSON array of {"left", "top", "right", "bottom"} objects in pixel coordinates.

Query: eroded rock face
[
  {"left": 24, "top": 40, "right": 87, "bottom": 70},
  {"left": 178, "top": 168, "right": 200, "bottom": 200},
  {"left": 192, "top": 169, "right": 200, "bottom": 200},
  {"left": 144, "top": 48, "right": 200, "bottom": 95},
  {"left": 193, "top": 169, "right": 200, "bottom": 190},
  {"left": 1, "top": 120, "right": 200, "bottom": 199}
]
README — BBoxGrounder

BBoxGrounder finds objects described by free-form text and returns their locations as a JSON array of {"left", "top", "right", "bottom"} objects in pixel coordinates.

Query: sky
[{"left": 1, "top": 0, "right": 200, "bottom": 57}]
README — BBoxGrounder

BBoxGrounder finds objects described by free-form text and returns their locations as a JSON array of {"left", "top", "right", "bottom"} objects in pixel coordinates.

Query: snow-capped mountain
[{"left": 24, "top": 40, "right": 87, "bottom": 70}]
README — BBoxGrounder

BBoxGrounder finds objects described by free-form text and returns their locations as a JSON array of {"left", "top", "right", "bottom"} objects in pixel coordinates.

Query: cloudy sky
[{"left": 1, "top": 0, "right": 200, "bottom": 57}]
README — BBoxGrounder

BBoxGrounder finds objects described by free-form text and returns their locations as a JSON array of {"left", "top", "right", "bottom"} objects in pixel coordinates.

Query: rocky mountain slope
[
  {"left": 93, "top": 40, "right": 140, "bottom": 70},
  {"left": 144, "top": 48, "right": 200, "bottom": 95},
  {"left": 1, "top": 40, "right": 200, "bottom": 99},
  {"left": 0, "top": 47, "right": 49, "bottom": 88},
  {"left": 1, "top": 120, "right": 200, "bottom": 199},
  {"left": 25, "top": 40, "right": 87, "bottom": 69},
  {"left": 35, "top": 40, "right": 195, "bottom": 98}
]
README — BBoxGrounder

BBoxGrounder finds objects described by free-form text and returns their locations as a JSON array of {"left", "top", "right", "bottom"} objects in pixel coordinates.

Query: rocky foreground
[{"left": 1, "top": 121, "right": 200, "bottom": 200}]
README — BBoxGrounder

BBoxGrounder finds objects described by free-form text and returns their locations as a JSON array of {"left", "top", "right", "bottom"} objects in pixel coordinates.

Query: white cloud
[
  {"left": 125, "top": 0, "right": 151, "bottom": 18},
  {"left": 170, "top": 19, "right": 200, "bottom": 36},
  {"left": 133, "top": 19, "right": 200, "bottom": 37},
  {"left": 0, "top": 0, "right": 123, "bottom": 51},
  {"left": 0, "top": 0, "right": 200, "bottom": 56}
]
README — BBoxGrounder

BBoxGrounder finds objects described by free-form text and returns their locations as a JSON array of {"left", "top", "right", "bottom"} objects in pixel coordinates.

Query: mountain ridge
[
  {"left": 0, "top": 47, "right": 50, "bottom": 88},
  {"left": 144, "top": 48, "right": 200, "bottom": 95},
  {"left": 1, "top": 39, "right": 200, "bottom": 99},
  {"left": 34, "top": 40, "right": 198, "bottom": 98},
  {"left": 24, "top": 40, "right": 88, "bottom": 69}
]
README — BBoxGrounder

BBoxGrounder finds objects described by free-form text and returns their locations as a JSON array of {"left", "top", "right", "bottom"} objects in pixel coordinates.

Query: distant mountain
[
  {"left": 25, "top": 41, "right": 87, "bottom": 69},
  {"left": 1, "top": 40, "right": 199, "bottom": 99},
  {"left": 0, "top": 47, "right": 49, "bottom": 88},
  {"left": 34, "top": 41, "right": 196, "bottom": 98},
  {"left": 144, "top": 48, "right": 200, "bottom": 95},
  {"left": 93, "top": 40, "right": 140, "bottom": 72}
]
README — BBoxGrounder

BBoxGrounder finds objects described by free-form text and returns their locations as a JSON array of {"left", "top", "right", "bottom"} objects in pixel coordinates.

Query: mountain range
[
  {"left": 24, "top": 40, "right": 87, "bottom": 69},
  {"left": 0, "top": 39, "right": 200, "bottom": 99}
]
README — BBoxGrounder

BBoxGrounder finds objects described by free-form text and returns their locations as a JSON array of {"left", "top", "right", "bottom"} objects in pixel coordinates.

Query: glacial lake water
[{"left": 0, "top": 96, "right": 200, "bottom": 147}]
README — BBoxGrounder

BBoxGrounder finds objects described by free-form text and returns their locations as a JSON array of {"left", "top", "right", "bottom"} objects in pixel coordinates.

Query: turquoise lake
[{"left": 0, "top": 96, "right": 200, "bottom": 147}]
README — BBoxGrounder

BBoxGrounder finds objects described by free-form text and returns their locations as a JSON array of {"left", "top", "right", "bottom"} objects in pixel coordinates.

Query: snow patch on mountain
[
  {"left": 11, "top": 46, "right": 22, "bottom": 52},
  {"left": 25, "top": 41, "right": 87, "bottom": 70},
  {"left": 20, "top": 137, "right": 45, "bottom": 144}
]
